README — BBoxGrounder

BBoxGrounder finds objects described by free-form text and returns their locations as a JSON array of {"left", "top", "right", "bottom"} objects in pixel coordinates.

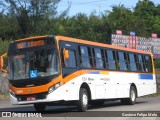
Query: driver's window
[{"left": 63, "top": 49, "right": 76, "bottom": 68}]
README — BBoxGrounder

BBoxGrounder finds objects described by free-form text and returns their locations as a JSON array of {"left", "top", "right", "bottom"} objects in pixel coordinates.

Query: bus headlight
[
  {"left": 9, "top": 89, "right": 15, "bottom": 97},
  {"left": 48, "top": 82, "right": 60, "bottom": 94}
]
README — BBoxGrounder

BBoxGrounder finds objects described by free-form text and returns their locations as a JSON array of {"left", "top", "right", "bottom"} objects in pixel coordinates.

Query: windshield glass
[{"left": 8, "top": 49, "right": 59, "bottom": 80}]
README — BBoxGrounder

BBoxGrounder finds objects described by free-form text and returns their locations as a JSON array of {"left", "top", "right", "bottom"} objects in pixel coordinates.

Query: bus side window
[
  {"left": 142, "top": 55, "right": 148, "bottom": 72},
  {"left": 134, "top": 54, "right": 139, "bottom": 72},
  {"left": 129, "top": 53, "right": 137, "bottom": 72},
  {"left": 106, "top": 49, "right": 116, "bottom": 70},
  {"left": 93, "top": 48, "right": 104, "bottom": 69},
  {"left": 105, "top": 50, "right": 109, "bottom": 69},
  {"left": 63, "top": 49, "right": 76, "bottom": 68},
  {"left": 124, "top": 52, "right": 130, "bottom": 71},
  {"left": 138, "top": 54, "right": 145, "bottom": 72},
  {"left": 144, "top": 55, "right": 152, "bottom": 72},
  {"left": 79, "top": 46, "right": 92, "bottom": 68},
  {"left": 118, "top": 51, "right": 127, "bottom": 71},
  {"left": 116, "top": 51, "right": 120, "bottom": 70},
  {"left": 101, "top": 49, "right": 106, "bottom": 69}
]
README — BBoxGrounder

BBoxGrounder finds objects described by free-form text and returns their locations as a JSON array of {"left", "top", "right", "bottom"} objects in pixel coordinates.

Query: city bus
[{"left": 0, "top": 35, "right": 157, "bottom": 112}]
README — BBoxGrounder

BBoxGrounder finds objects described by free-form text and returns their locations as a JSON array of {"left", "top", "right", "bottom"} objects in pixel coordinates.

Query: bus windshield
[{"left": 8, "top": 48, "right": 59, "bottom": 80}]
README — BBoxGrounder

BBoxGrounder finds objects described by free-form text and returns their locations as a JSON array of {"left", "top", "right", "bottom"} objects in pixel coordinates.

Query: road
[{"left": 0, "top": 97, "right": 160, "bottom": 120}]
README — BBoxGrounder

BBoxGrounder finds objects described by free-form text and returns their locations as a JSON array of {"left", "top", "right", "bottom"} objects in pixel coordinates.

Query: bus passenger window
[
  {"left": 93, "top": 48, "right": 104, "bottom": 69},
  {"left": 138, "top": 54, "right": 145, "bottom": 72},
  {"left": 118, "top": 51, "right": 127, "bottom": 71},
  {"left": 144, "top": 55, "right": 152, "bottom": 72},
  {"left": 79, "top": 46, "right": 92, "bottom": 68},
  {"left": 129, "top": 53, "right": 137, "bottom": 72},
  {"left": 134, "top": 54, "right": 139, "bottom": 71},
  {"left": 124, "top": 53, "right": 130, "bottom": 71},
  {"left": 106, "top": 49, "right": 116, "bottom": 70},
  {"left": 63, "top": 50, "right": 76, "bottom": 68}
]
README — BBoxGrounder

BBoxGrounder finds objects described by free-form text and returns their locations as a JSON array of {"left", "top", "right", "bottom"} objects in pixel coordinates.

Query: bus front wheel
[
  {"left": 77, "top": 88, "right": 88, "bottom": 112},
  {"left": 121, "top": 86, "right": 137, "bottom": 105}
]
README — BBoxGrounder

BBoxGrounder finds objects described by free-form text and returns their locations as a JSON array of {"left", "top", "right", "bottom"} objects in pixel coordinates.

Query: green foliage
[
  {"left": 0, "top": 0, "right": 160, "bottom": 46},
  {"left": 0, "top": 39, "right": 10, "bottom": 56},
  {"left": 154, "top": 60, "right": 160, "bottom": 69},
  {"left": 1, "top": 0, "right": 160, "bottom": 98}
]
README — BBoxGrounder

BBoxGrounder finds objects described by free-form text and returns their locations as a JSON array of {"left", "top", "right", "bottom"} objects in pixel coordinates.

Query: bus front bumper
[{"left": 10, "top": 88, "right": 70, "bottom": 105}]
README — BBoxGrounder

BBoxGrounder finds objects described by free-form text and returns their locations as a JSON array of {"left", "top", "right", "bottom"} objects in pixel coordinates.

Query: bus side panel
[
  {"left": 137, "top": 74, "right": 157, "bottom": 97},
  {"left": 104, "top": 72, "right": 131, "bottom": 99}
]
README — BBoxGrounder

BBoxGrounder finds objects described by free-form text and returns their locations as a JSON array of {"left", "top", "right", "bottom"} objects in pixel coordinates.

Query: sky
[{"left": 57, "top": 0, "right": 160, "bottom": 16}]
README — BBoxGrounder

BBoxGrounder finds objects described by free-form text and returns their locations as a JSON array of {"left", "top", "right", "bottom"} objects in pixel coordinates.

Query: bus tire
[
  {"left": 77, "top": 88, "right": 88, "bottom": 112},
  {"left": 128, "top": 86, "right": 137, "bottom": 105},
  {"left": 121, "top": 86, "right": 136, "bottom": 105},
  {"left": 34, "top": 103, "right": 46, "bottom": 112}
]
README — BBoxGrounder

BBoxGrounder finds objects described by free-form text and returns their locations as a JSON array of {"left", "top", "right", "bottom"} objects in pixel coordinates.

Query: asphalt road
[{"left": 0, "top": 97, "right": 160, "bottom": 120}]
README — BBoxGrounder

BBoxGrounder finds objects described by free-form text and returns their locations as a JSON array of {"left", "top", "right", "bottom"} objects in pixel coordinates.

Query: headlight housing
[
  {"left": 48, "top": 82, "right": 60, "bottom": 94},
  {"left": 9, "top": 89, "right": 15, "bottom": 97}
]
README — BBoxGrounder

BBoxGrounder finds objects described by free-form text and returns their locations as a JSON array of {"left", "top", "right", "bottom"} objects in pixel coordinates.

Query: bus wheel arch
[
  {"left": 129, "top": 84, "right": 137, "bottom": 105},
  {"left": 80, "top": 82, "right": 92, "bottom": 101},
  {"left": 77, "top": 82, "right": 91, "bottom": 112},
  {"left": 121, "top": 83, "right": 137, "bottom": 105},
  {"left": 130, "top": 83, "right": 138, "bottom": 97}
]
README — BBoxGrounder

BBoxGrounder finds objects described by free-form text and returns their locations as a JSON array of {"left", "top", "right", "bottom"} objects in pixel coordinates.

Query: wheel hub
[
  {"left": 131, "top": 90, "right": 136, "bottom": 101},
  {"left": 82, "top": 93, "right": 88, "bottom": 106}
]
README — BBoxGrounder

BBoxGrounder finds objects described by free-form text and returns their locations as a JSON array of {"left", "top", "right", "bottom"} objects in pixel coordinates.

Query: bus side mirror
[
  {"left": 0, "top": 56, "right": 3, "bottom": 69},
  {"left": 0, "top": 53, "right": 8, "bottom": 73},
  {"left": 63, "top": 49, "right": 69, "bottom": 60}
]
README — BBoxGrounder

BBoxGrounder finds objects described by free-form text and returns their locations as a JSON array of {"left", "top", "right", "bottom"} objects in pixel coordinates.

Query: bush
[
  {"left": 0, "top": 39, "right": 11, "bottom": 55},
  {"left": 154, "top": 59, "right": 160, "bottom": 69}
]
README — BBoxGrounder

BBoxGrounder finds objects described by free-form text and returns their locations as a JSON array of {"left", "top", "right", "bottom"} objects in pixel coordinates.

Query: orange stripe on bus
[
  {"left": 9, "top": 69, "right": 155, "bottom": 95},
  {"left": 16, "top": 35, "right": 48, "bottom": 42}
]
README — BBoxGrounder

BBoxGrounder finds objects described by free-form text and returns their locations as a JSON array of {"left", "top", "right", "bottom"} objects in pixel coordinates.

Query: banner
[{"left": 111, "top": 34, "right": 160, "bottom": 59}]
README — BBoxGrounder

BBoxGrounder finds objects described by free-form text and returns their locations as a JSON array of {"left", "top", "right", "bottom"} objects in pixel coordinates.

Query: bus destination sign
[{"left": 16, "top": 40, "right": 45, "bottom": 49}]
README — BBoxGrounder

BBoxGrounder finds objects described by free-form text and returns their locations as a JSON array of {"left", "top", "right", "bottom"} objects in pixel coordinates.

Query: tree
[
  {"left": 0, "top": 13, "right": 19, "bottom": 40},
  {"left": 2, "top": 0, "right": 64, "bottom": 38},
  {"left": 104, "top": 5, "right": 133, "bottom": 33},
  {"left": 134, "top": 0, "right": 157, "bottom": 36}
]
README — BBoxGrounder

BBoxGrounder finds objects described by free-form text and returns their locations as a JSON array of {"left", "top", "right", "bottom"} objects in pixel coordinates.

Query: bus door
[{"left": 59, "top": 40, "right": 79, "bottom": 100}]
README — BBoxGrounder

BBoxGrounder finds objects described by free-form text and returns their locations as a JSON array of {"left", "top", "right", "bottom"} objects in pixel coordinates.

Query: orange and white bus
[{"left": 0, "top": 35, "right": 157, "bottom": 112}]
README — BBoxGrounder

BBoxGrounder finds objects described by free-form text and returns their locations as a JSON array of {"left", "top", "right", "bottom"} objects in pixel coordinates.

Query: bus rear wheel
[
  {"left": 121, "top": 86, "right": 136, "bottom": 105},
  {"left": 34, "top": 103, "right": 46, "bottom": 112},
  {"left": 77, "top": 88, "right": 88, "bottom": 112}
]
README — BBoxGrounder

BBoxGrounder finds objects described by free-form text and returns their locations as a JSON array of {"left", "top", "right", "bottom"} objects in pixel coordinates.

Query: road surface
[{"left": 0, "top": 97, "right": 160, "bottom": 120}]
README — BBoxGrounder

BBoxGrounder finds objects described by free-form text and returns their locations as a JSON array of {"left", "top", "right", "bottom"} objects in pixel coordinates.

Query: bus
[{"left": 0, "top": 35, "right": 157, "bottom": 112}]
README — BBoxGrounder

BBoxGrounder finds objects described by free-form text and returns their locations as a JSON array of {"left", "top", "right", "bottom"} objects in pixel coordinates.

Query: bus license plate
[{"left": 27, "top": 96, "right": 36, "bottom": 101}]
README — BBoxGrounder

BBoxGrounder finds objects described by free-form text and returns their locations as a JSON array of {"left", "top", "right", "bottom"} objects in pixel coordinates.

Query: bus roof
[
  {"left": 15, "top": 35, "right": 48, "bottom": 42},
  {"left": 56, "top": 36, "right": 152, "bottom": 55},
  {"left": 14, "top": 35, "right": 152, "bottom": 55}
]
